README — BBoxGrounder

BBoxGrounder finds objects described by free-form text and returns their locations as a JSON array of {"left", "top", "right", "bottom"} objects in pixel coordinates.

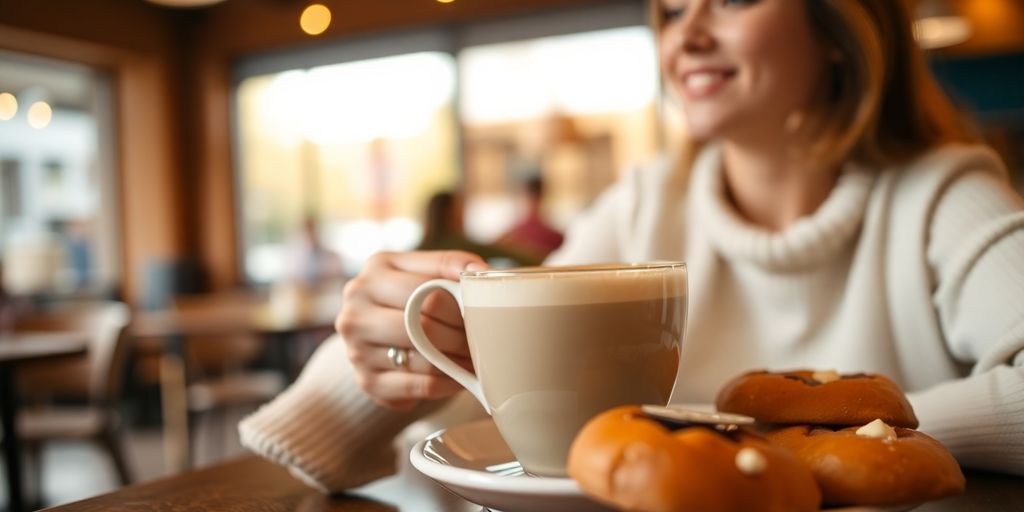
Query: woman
[{"left": 240, "top": 0, "right": 1024, "bottom": 491}]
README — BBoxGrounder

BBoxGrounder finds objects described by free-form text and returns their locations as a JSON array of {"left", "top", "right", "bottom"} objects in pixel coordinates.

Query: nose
[{"left": 670, "top": 4, "right": 715, "bottom": 53}]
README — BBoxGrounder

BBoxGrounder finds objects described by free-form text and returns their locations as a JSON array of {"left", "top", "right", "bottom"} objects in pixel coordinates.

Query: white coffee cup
[{"left": 405, "top": 263, "right": 687, "bottom": 477}]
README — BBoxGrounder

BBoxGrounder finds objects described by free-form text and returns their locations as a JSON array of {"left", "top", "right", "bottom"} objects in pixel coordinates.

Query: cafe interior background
[{"left": 0, "top": 0, "right": 1022, "bottom": 508}]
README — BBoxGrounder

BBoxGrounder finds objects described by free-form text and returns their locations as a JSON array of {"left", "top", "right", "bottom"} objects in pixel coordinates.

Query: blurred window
[
  {"left": 233, "top": 2, "right": 658, "bottom": 282},
  {"left": 458, "top": 26, "right": 661, "bottom": 241},
  {"left": 236, "top": 53, "right": 458, "bottom": 282},
  {"left": 0, "top": 51, "right": 119, "bottom": 297}
]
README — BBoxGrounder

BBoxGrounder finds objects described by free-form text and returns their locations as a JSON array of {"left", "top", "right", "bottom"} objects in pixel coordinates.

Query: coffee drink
[{"left": 406, "top": 263, "right": 686, "bottom": 477}]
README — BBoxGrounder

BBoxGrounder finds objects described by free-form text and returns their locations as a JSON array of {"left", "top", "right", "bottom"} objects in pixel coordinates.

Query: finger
[
  {"left": 368, "top": 248, "right": 491, "bottom": 278},
  {"left": 337, "top": 274, "right": 462, "bottom": 339},
  {"left": 361, "top": 370, "right": 465, "bottom": 403},
  {"left": 356, "top": 343, "right": 474, "bottom": 376},
  {"left": 347, "top": 334, "right": 472, "bottom": 375},
  {"left": 346, "top": 308, "right": 470, "bottom": 357},
  {"left": 362, "top": 270, "right": 464, "bottom": 327}
]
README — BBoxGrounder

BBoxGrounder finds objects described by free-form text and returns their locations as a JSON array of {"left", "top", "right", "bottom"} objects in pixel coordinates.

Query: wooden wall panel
[{"left": 0, "top": 0, "right": 172, "bottom": 53}]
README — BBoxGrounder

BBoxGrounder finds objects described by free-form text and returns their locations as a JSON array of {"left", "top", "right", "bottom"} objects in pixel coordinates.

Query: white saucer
[
  {"left": 409, "top": 418, "right": 914, "bottom": 512},
  {"left": 409, "top": 418, "right": 612, "bottom": 512}
]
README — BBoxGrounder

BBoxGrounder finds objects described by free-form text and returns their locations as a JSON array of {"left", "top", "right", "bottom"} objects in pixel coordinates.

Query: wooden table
[
  {"left": 39, "top": 455, "right": 1024, "bottom": 512},
  {"left": 128, "top": 288, "right": 342, "bottom": 472},
  {"left": 129, "top": 288, "right": 341, "bottom": 341},
  {"left": 41, "top": 456, "right": 396, "bottom": 512},
  {"left": 0, "top": 333, "right": 88, "bottom": 512}
]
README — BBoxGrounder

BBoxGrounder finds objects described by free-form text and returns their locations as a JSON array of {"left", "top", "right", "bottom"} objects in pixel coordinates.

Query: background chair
[
  {"left": 14, "top": 301, "right": 133, "bottom": 493},
  {"left": 171, "top": 291, "right": 285, "bottom": 464},
  {"left": 131, "top": 259, "right": 284, "bottom": 465}
]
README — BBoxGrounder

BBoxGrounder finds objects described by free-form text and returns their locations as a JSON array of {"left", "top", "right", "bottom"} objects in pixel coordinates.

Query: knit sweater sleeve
[
  {"left": 908, "top": 169, "right": 1024, "bottom": 475},
  {"left": 238, "top": 334, "right": 451, "bottom": 492}
]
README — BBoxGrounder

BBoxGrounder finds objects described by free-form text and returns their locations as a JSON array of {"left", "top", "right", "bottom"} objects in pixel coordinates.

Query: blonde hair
[{"left": 650, "top": 0, "right": 976, "bottom": 176}]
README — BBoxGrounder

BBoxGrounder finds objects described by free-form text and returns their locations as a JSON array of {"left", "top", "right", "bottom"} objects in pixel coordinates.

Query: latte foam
[{"left": 460, "top": 264, "right": 687, "bottom": 307}]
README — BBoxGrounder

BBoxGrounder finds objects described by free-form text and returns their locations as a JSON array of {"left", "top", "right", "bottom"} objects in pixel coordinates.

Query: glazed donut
[
  {"left": 567, "top": 406, "right": 821, "bottom": 512},
  {"left": 716, "top": 369, "right": 919, "bottom": 428},
  {"left": 767, "top": 422, "right": 965, "bottom": 506}
]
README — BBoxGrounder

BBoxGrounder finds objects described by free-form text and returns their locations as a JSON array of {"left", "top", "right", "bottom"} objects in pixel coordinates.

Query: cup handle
[{"left": 404, "top": 279, "right": 489, "bottom": 414}]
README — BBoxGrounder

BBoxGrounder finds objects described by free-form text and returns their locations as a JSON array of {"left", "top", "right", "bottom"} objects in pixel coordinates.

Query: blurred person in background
[
  {"left": 417, "top": 190, "right": 534, "bottom": 266},
  {"left": 271, "top": 216, "right": 345, "bottom": 370},
  {"left": 241, "top": 0, "right": 1024, "bottom": 491},
  {"left": 283, "top": 216, "right": 344, "bottom": 286},
  {"left": 66, "top": 219, "right": 94, "bottom": 290},
  {"left": 55, "top": 218, "right": 95, "bottom": 291},
  {"left": 494, "top": 174, "right": 564, "bottom": 263}
]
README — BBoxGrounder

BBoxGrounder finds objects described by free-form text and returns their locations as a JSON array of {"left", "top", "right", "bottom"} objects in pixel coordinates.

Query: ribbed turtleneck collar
[{"left": 691, "top": 145, "right": 875, "bottom": 272}]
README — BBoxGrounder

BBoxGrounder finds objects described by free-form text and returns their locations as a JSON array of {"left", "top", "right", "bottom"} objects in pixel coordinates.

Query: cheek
[
  {"left": 760, "top": 42, "right": 826, "bottom": 111},
  {"left": 657, "top": 41, "right": 685, "bottom": 99},
  {"left": 720, "top": 20, "right": 775, "bottom": 85},
  {"left": 657, "top": 32, "right": 676, "bottom": 77},
  {"left": 726, "top": 11, "right": 826, "bottom": 108}
]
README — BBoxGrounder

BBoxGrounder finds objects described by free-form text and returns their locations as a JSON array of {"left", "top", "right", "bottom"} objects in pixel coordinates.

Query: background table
[
  {"left": 129, "top": 288, "right": 341, "bottom": 341},
  {"left": 129, "top": 288, "right": 341, "bottom": 472},
  {"left": 0, "top": 333, "right": 88, "bottom": 512},
  {"left": 39, "top": 455, "right": 1024, "bottom": 512}
]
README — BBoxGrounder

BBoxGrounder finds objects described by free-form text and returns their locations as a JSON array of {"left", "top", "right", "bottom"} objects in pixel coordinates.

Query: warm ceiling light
[
  {"left": 913, "top": 0, "right": 972, "bottom": 49},
  {"left": 0, "top": 92, "right": 16, "bottom": 121},
  {"left": 914, "top": 16, "right": 972, "bottom": 49},
  {"left": 300, "top": 4, "right": 332, "bottom": 36},
  {"left": 27, "top": 101, "right": 52, "bottom": 129},
  {"left": 437, "top": 0, "right": 455, "bottom": 3}
]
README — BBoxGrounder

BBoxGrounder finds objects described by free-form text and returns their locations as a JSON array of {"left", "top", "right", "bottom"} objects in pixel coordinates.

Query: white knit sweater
[{"left": 240, "top": 143, "right": 1024, "bottom": 490}]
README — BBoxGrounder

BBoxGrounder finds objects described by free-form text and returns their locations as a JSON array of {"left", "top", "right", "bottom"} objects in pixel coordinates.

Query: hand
[{"left": 335, "top": 250, "right": 487, "bottom": 410}]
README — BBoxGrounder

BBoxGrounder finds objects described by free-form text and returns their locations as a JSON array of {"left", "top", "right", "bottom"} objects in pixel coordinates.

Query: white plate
[{"left": 409, "top": 418, "right": 916, "bottom": 512}]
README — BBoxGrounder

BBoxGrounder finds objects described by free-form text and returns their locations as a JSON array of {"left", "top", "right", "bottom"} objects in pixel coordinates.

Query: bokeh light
[
  {"left": 0, "top": 92, "right": 17, "bottom": 121},
  {"left": 27, "top": 101, "right": 53, "bottom": 129},
  {"left": 913, "top": 16, "right": 972, "bottom": 49},
  {"left": 300, "top": 4, "right": 331, "bottom": 36}
]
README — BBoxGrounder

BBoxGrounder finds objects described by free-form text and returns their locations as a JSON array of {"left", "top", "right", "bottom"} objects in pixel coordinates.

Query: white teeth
[
  {"left": 683, "top": 71, "right": 729, "bottom": 94},
  {"left": 686, "top": 73, "right": 718, "bottom": 89}
]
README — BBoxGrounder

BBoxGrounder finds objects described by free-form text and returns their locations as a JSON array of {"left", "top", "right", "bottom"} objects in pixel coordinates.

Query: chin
[
  {"left": 680, "top": 116, "right": 728, "bottom": 140},
  {"left": 683, "top": 124, "right": 717, "bottom": 140},
  {"left": 680, "top": 103, "right": 749, "bottom": 141},
  {"left": 677, "top": 97, "right": 726, "bottom": 130}
]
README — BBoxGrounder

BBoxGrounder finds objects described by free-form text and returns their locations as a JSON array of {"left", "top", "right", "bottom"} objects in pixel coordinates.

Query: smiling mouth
[{"left": 680, "top": 70, "right": 736, "bottom": 98}]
